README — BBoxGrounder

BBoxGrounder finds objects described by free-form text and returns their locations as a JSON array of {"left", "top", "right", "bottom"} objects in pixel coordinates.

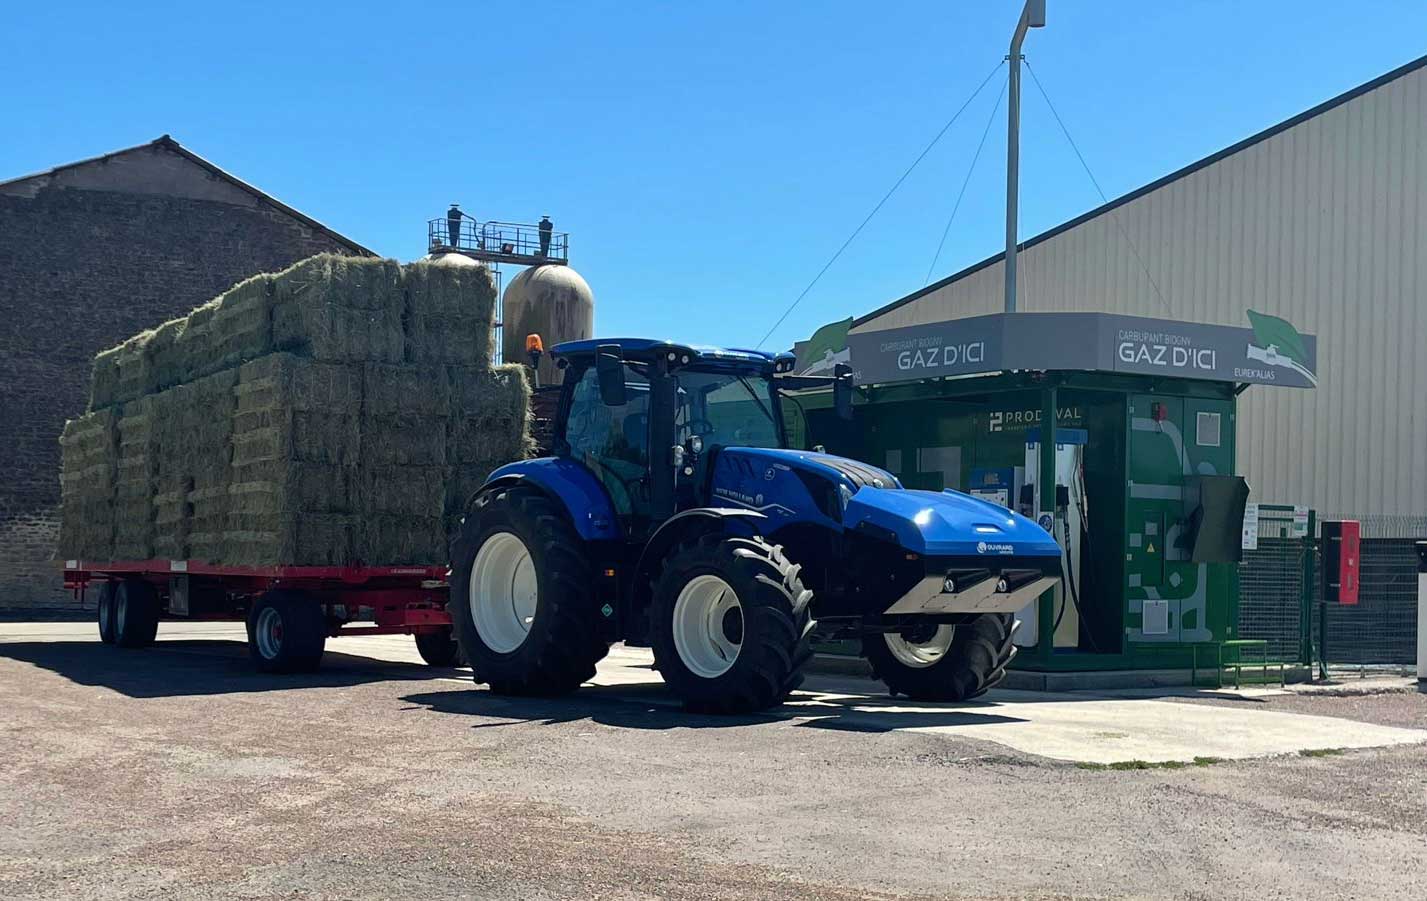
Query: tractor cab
[{"left": 546, "top": 338, "right": 845, "bottom": 536}]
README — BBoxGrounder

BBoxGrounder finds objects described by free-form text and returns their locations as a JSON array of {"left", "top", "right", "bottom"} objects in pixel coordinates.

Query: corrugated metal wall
[{"left": 853, "top": 63, "right": 1426, "bottom": 522}]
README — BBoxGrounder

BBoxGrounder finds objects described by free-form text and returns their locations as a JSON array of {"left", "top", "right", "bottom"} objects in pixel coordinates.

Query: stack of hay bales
[{"left": 58, "top": 254, "right": 530, "bottom": 567}]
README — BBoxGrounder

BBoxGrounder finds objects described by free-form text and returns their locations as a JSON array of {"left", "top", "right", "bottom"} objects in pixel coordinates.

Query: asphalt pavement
[{"left": 2, "top": 621, "right": 1425, "bottom": 900}]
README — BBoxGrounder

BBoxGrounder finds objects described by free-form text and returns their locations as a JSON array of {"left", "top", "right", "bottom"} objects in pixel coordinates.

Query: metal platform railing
[{"left": 427, "top": 216, "right": 568, "bottom": 265}]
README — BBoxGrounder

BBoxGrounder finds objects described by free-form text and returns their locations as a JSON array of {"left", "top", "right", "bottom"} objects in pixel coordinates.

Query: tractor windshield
[{"left": 674, "top": 370, "right": 782, "bottom": 450}]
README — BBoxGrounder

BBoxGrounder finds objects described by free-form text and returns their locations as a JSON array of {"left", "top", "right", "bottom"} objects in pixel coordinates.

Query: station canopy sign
[{"left": 794, "top": 310, "right": 1316, "bottom": 389}]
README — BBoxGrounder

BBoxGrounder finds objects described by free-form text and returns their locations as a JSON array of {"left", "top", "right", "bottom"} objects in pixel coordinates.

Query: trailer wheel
[
  {"left": 246, "top": 590, "right": 327, "bottom": 674},
  {"left": 651, "top": 533, "right": 814, "bottom": 714},
  {"left": 450, "top": 484, "right": 609, "bottom": 695},
  {"left": 862, "top": 613, "right": 1018, "bottom": 701},
  {"left": 96, "top": 581, "right": 118, "bottom": 644},
  {"left": 113, "top": 580, "right": 160, "bottom": 648},
  {"left": 414, "top": 627, "right": 464, "bottom": 667}
]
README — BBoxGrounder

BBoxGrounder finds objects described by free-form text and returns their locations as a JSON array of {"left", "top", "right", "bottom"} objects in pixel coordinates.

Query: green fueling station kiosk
[{"left": 791, "top": 310, "right": 1317, "bottom": 679}]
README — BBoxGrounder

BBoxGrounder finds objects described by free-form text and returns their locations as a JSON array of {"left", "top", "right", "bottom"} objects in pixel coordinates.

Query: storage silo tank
[{"left": 502, "top": 264, "right": 594, "bottom": 386}]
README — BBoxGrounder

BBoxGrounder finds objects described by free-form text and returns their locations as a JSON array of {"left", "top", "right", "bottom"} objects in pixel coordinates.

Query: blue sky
[{"left": 3, "top": 1, "right": 1424, "bottom": 350}]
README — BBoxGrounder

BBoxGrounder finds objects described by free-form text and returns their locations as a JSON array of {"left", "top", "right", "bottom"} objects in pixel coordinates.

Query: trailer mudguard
[{"left": 481, "top": 458, "right": 622, "bottom": 542}]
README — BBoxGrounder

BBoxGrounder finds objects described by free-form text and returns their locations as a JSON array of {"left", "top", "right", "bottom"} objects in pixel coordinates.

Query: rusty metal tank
[{"left": 501, "top": 264, "right": 594, "bottom": 386}]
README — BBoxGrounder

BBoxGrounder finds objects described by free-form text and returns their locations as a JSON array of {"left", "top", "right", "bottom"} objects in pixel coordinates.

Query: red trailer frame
[{"left": 64, "top": 558, "right": 457, "bottom": 667}]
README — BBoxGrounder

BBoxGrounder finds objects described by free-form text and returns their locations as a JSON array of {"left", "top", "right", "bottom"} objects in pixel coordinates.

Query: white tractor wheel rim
[
  {"left": 672, "top": 575, "right": 743, "bottom": 679},
  {"left": 470, "top": 532, "right": 538, "bottom": 654},
  {"left": 256, "top": 607, "right": 284, "bottom": 660},
  {"left": 884, "top": 624, "right": 956, "bottom": 669}
]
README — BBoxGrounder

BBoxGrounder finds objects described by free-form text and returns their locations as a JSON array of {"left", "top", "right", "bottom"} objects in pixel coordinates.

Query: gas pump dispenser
[{"left": 1014, "top": 428, "right": 1088, "bottom": 649}]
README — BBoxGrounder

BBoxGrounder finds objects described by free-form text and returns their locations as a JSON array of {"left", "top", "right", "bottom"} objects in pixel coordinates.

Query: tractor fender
[
  {"left": 629, "top": 508, "right": 767, "bottom": 612},
  {"left": 470, "top": 458, "right": 621, "bottom": 542}
]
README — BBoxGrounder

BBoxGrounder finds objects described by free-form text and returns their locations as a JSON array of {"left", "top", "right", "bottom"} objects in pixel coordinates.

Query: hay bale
[
  {"left": 361, "top": 415, "right": 446, "bottom": 466},
  {"left": 222, "top": 514, "right": 357, "bottom": 568},
  {"left": 186, "top": 484, "right": 230, "bottom": 563},
  {"left": 112, "top": 397, "right": 158, "bottom": 560},
  {"left": 177, "top": 299, "right": 220, "bottom": 382},
  {"left": 358, "top": 515, "right": 445, "bottom": 565},
  {"left": 152, "top": 369, "right": 238, "bottom": 561},
  {"left": 270, "top": 256, "right": 404, "bottom": 363},
  {"left": 90, "top": 330, "right": 156, "bottom": 408},
  {"left": 210, "top": 273, "right": 276, "bottom": 371},
  {"left": 403, "top": 260, "right": 497, "bottom": 366},
  {"left": 233, "top": 354, "right": 362, "bottom": 470},
  {"left": 89, "top": 347, "right": 122, "bottom": 412},
  {"left": 213, "top": 353, "right": 368, "bottom": 566},
  {"left": 352, "top": 465, "right": 444, "bottom": 518},
  {"left": 57, "top": 410, "right": 119, "bottom": 560},
  {"left": 447, "top": 364, "right": 533, "bottom": 464},
  {"left": 237, "top": 353, "right": 363, "bottom": 413},
  {"left": 363, "top": 363, "right": 450, "bottom": 418},
  {"left": 146, "top": 317, "right": 188, "bottom": 394}
]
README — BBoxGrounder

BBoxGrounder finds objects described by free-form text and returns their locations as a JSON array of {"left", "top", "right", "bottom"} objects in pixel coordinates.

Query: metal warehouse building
[{"left": 853, "top": 54, "right": 1426, "bottom": 532}]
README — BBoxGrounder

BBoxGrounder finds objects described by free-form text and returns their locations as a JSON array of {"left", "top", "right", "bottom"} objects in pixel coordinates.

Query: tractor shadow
[
  {"left": 400, "top": 676, "right": 1028, "bottom": 733},
  {"left": 0, "top": 639, "right": 449, "bottom": 699}
]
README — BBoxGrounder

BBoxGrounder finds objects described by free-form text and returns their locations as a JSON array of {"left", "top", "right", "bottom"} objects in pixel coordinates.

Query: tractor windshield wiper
[{"left": 735, "top": 376, "right": 777, "bottom": 428}]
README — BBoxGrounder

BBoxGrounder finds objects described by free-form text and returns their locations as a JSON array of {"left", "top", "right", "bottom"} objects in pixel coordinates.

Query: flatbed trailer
[{"left": 63, "top": 559, "right": 460, "bottom": 672}]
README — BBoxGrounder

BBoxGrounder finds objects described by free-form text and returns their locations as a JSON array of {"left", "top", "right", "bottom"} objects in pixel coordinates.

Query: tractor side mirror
[
  {"left": 833, "top": 363, "right": 854, "bottom": 421},
  {"left": 595, "top": 345, "right": 627, "bottom": 406}
]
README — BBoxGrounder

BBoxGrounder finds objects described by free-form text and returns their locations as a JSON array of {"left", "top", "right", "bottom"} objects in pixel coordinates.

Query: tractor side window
[{"left": 564, "top": 365, "right": 651, "bottom": 518}]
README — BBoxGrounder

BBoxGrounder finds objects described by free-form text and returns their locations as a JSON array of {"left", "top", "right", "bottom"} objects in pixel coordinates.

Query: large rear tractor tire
[
  {"left": 651, "top": 533, "right": 813, "bottom": 714},
  {"left": 113, "top": 580, "right": 160, "bottom": 649},
  {"left": 450, "top": 485, "right": 609, "bottom": 696},
  {"left": 246, "top": 590, "right": 328, "bottom": 673},
  {"left": 863, "top": 613, "right": 1018, "bottom": 702}
]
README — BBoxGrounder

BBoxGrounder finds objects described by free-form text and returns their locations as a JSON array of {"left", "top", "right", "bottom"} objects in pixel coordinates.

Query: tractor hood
[{"left": 841, "top": 487, "right": 1063, "bottom": 558}]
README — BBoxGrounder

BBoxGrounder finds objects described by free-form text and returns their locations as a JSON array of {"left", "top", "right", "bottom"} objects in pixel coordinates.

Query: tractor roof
[{"left": 552, "top": 338, "right": 792, "bottom": 370}]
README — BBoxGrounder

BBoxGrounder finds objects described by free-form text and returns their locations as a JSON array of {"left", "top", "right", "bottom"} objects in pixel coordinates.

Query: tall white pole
[{"left": 1005, "top": 0, "right": 1046, "bottom": 314}]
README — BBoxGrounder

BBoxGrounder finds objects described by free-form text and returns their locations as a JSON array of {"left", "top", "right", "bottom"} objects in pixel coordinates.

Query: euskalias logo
[{"left": 1244, "top": 310, "right": 1317, "bottom": 386}]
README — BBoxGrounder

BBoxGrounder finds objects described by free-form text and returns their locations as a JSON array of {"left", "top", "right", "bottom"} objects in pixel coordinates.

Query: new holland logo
[{"left": 976, "top": 541, "right": 1015, "bottom": 555}]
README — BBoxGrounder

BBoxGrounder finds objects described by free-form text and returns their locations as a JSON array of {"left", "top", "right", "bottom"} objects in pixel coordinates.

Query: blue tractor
[{"left": 449, "top": 339, "right": 1061, "bottom": 712}]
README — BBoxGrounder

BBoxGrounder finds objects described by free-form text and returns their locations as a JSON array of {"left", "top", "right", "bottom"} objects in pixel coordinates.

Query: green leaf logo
[
  {"left": 1246, "top": 310, "right": 1308, "bottom": 365},
  {"left": 1245, "top": 309, "right": 1316, "bottom": 385},
  {"left": 797, "top": 317, "right": 853, "bottom": 374}
]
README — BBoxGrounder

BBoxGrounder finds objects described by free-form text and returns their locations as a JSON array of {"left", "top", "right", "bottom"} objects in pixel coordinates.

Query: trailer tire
[
  {"left": 414, "top": 627, "right": 464, "bottom": 667},
  {"left": 863, "top": 613, "right": 1018, "bottom": 702},
  {"left": 113, "top": 580, "right": 160, "bottom": 648},
  {"left": 247, "top": 590, "right": 327, "bottom": 674},
  {"left": 96, "top": 581, "right": 118, "bottom": 644},
  {"left": 450, "top": 485, "right": 609, "bottom": 695},
  {"left": 651, "top": 533, "right": 814, "bottom": 714}
]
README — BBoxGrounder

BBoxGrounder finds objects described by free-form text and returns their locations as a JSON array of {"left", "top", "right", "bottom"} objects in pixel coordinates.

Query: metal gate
[{"left": 1237, "top": 505, "right": 1313, "bottom": 664}]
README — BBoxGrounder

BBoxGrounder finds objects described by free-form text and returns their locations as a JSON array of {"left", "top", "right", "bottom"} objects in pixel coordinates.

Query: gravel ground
[{"left": 2, "top": 637, "right": 1425, "bottom": 900}]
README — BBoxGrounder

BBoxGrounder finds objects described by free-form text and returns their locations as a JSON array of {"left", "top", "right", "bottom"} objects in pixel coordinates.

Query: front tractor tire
[
  {"left": 651, "top": 533, "right": 813, "bottom": 714},
  {"left": 450, "top": 485, "right": 609, "bottom": 696},
  {"left": 862, "top": 613, "right": 1018, "bottom": 702}
]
